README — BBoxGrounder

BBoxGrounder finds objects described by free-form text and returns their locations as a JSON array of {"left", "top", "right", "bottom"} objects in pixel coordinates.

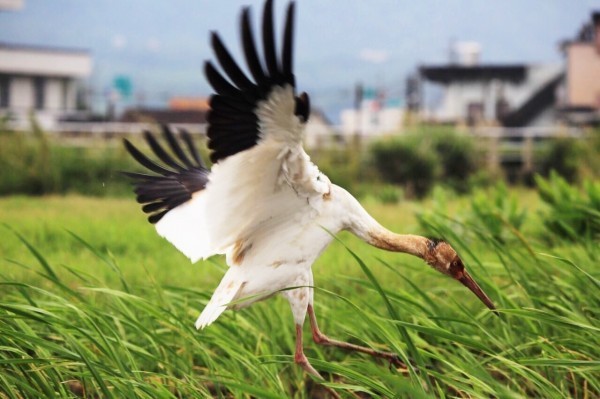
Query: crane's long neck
[
  {"left": 365, "top": 228, "right": 431, "bottom": 258},
  {"left": 340, "top": 188, "right": 432, "bottom": 260},
  {"left": 336, "top": 186, "right": 498, "bottom": 312},
  {"left": 352, "top": 214, "right": 431, "bottom": 259}
]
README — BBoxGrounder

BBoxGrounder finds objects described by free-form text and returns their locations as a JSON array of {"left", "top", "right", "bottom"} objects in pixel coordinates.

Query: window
[
  {"left": 495, "top": 98, "right": 510, "bottom": 120},
  {"left": 34, "top": 77, "right": 45, "bottom": 110},
  {"left": 0, "top": 75, "right": 9, "bottom": 108},
  {"left": 466, "top": 102, "right": 484, "bottom": 126},
  {"left": 62, "top": 79, "right": 69, "bottom": 110}
]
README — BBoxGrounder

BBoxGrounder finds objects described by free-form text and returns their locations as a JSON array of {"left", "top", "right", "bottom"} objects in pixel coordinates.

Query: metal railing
[{"left": 4, "top": 117, "right": 588, "bottom": 176}]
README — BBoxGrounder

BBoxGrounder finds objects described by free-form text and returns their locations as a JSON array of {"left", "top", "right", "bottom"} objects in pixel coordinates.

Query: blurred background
[
  {"left": 2, "top": 3, "right": 600, "bottom": 397},
  {"left": 0, "top": 0, "right": 599, "bottom": 197}
]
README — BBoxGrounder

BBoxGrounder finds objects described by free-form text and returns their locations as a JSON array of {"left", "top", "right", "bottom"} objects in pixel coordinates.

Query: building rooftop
[
  {"left": 168, "top": 97, "right": 210, "bottom": 111},
  {"left": 0, "top": 42, "right": 89, "bottom": 55},
  {"left": 0, "top": 42, "right": 92, "bottom": 77},
  {"left": 419, "top": 64, "right": 527, "bottom": 84}
]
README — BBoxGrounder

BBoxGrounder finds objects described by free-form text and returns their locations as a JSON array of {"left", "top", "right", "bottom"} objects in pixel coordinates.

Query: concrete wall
[
  {"left": 45, "top": 78, "right": 63, "bottom": 110},
  {"left": 567, "top": 44, "right": 600, "bottom": 108},
  {"left": 2, "top": 76, "right": 78, "bottom": 112},
  {"left": 8, "top": 76, "right": 33, "bottom": 110}
]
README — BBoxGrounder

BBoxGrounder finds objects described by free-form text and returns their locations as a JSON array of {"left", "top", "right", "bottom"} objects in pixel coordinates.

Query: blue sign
[{"left": 113, "top": 75, "right": 133, "bottom": 100}]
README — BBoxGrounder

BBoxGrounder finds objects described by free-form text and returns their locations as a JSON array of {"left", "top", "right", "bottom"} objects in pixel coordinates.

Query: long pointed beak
[{"left": 458, "top": 271, "right": 497, "bottom": 313}]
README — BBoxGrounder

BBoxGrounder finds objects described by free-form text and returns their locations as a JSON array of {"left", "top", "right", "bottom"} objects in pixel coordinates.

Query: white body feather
[{"left": 153, "top": 86, "right": 356, "bottom": 329}]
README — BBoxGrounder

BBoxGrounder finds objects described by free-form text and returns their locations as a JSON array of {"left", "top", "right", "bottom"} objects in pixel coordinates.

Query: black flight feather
[
  {"left": 122, "top": 127, "right": 210, "bottom": 224},
  {"left": 123, "top": 139, "right": 173, "bottom": 176},
  {"left": 162, "top": 125, "right": 195, "bottom": 169},
  {"left": 209, "top": 95, "right": 253, "bottom": 114},
  {"left": 211, "top": 32, "right": 256, "bottom": 94},
  {"left": 143, "top": 130, "right": 184, "bottom": 171},
  {"left": 281, "top": 2, "right": 295, "bottom": 85},
  {"left": 262, "top": 0, "right": 279, "bottom": 81},
  {"left": 205, "top": 0, "right": 308, "bottom": 164},
  {"left": 142, "top": 202, "right": 166, "bottom": 213},
  {"left": 204, "top": 61, "right": 240, "bottom": 98},
  {"left": 148, "top": 211, "right": 169, "bottom": 225},
  {"left": 180, "top": 129, "right": 205, "bottom": 168},
  {"left": 241, "top": 7, "right": 268, "bottom": 90}
]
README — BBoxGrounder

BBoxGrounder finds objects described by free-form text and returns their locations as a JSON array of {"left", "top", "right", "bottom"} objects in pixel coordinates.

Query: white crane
[{"left": 123, "top": 0, "right": 496, "bottom": 387}]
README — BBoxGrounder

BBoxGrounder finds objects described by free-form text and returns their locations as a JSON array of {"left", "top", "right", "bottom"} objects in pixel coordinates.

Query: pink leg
[
  {"left": 308, "top": 305, "right": 406, "bottom": 369},
  {"left": 294, "top": 324, "right": 342, "bottom": 399},
  {"left": 294, "top": 324, "right": 322, "bottom": 378}
]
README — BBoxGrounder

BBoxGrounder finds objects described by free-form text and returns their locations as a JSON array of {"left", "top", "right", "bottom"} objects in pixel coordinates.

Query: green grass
[{"left": 1, "top": 192, "right": 599, "bottom": 398}]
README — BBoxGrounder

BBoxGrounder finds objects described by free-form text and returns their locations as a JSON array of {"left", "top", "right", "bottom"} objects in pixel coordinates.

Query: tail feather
[{"left": 195, "top": 273, "right": 244, "bottom": 329}]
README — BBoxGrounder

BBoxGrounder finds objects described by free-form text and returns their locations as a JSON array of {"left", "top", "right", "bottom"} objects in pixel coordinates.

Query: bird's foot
[
  {"left": 295, "top": 352, "right": 323, "bottom": 380},
  {"left": 295, "top": 353, "right": 341, "bottom": 399},
  {"left": 387, "top": 353, "right": 409, "bottom": 372}
]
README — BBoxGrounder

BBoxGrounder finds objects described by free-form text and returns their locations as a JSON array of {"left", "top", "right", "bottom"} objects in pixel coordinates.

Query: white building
[
  {"left": 303, "top": 109, "right": 337, "bottom": 148},
  {"left": 0, "top": 43, "right": 92, "bottom": 129},
  {"left": 420, "top": 42, "right": 564, "bottom": 127},
  {"left": 340, "top": 99, "right": 404, "bottom": 137},
  {"left": 558, "top": 11, "right": 600, "bottom": 125}
]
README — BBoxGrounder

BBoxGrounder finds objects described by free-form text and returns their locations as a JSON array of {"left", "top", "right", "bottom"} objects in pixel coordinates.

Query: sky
[{"left": 1, "top": 0, "right": 599, "bottom": 120}]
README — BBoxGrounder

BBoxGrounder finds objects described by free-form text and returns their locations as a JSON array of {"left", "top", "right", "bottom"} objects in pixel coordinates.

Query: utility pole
[{"left": 354, "top": 82, "right": 363, "bottom": 143}]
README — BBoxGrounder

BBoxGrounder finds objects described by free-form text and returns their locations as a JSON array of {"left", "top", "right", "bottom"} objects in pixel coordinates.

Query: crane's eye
[{"left": 448, "top": 259, "right": 464, "bottom": 276}]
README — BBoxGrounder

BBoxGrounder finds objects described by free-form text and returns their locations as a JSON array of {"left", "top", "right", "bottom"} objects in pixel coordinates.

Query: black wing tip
[
  {"left": 123, "top": 137, "right": 136, "bottom": 153},
  {"left": 240, "top": 7, "right": 252, "bottom": 34},
  {"left": 160, "top": 123, "right": 171, "bottom": 132},
  {"left": 141, "top": 201, "right": 164, "bottom": 214},
  {"left": 261, "top": 0, "right": 278, "bottom": 76},
  {"left": 209, "top": 0, "right": 298, "bottom": 95},
  {"left": 122, "top": 128, "right": 210, "bottom": 225},
  {"left": 120, "top": 170, "right": 143, "bottom": 179},
  {"left": 119, "top": 170, "right": 143, "bottom": 185},
  {"left": 281, "top": 0, "right": 295, "bottom": 85},
  {"left": 160, "top": 126, "right": 175, "bottom": 142},
  {"left": 148, "top": 210, "right": 168, "bottom": 224},
  {"left": 285, "top": 2, "right": 296, "bottom": 25},
  {"left": 204, "top": 60, "right": 213, "bottom": 73},
  {"left": 210, "top": 30, "right": 221, "bottom": 46},
  {"left": 206, "top": 0, "right": 304, "bottom": 163}
]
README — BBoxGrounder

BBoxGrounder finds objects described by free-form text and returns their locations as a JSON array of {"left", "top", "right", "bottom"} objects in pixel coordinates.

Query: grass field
[{"left": 1, "top": 191, "right": 599, "bottom": 398}]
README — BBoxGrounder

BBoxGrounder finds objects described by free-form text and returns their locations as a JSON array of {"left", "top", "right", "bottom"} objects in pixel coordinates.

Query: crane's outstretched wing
[
  {"left": 123, "top": 0, "right": 330, "bottom": 264},
  {"left": 122, "top": 126, "right": 208, "bottom": 224},
  {"left": 122, "top": 127, "right": 213, "bottom": 262},
  {"left": 206, "top": 0, "right": 309, "bottom": 163},
  {"left": 201, "top": 0, "right": 331, "bottom": 255}
]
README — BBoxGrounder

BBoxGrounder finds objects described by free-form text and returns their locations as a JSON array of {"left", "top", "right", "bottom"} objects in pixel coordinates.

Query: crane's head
[{"left": 425, "top": 239, "right": 496, "bottom": 312}]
